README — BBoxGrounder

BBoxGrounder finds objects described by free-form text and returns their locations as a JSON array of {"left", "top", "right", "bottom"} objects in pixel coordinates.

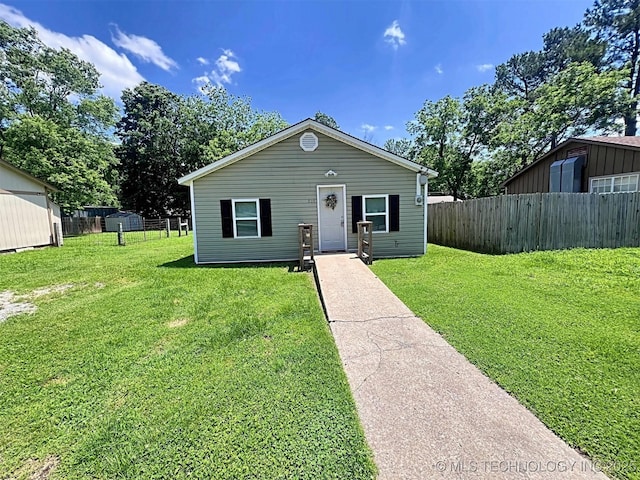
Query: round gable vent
[{"left": 300, "top": 132, "right": 318, "bottom": 152}]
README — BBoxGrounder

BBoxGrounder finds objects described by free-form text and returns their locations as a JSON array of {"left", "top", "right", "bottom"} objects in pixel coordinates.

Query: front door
[{"left": 317, "top": 185, "right": 346, "bottom": 252}]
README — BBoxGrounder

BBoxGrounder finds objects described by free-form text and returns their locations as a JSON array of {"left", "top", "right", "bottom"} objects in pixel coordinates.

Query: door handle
[{"left": 340, "top": 216, "right": 344, "bottom": 227}]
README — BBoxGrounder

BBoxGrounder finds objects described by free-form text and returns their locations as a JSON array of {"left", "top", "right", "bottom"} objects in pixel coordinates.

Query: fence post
[
  {"left": 117, "top": 222, "right": 125, "bottom": 246},
  {"left": 166, "top": 218, "right": 170, "bottom": 238},
  {"left": 177, "top": 216, "right": 182, "bottom": 237}
]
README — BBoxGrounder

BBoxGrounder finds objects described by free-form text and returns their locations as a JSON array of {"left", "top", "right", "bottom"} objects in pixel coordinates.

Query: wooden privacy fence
[
  {"left": 62, "top": 217, "right": 103, "bottom": 236},
  {"left": 428, "top": 193, "right": 640, "bottom": 254}
]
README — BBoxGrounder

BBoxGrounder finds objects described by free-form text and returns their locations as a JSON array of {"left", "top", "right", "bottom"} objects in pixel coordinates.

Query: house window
[
  {"left": 233, "top": 199, "right": 261, "bottom": 237},
  {"left": 589, "top": 174, "right": 639, "bottom": 194},
  {"left": 363, "top": 195, "right": 388, "bottom": 232}
]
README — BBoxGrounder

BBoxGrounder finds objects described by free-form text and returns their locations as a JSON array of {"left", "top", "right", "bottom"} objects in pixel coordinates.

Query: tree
[
  {"left": 542, "top": 26, "right": 606, "bottom": 73},
  {"left": 408, "top": 90, "right": 489, "bottom": 200},
  {"left": 3, "top": 116, "right": 118, "bottom": 210},
  {"left": 313, "top": 111, "right": 339, "bottom": 129},
  {"left": 383, "top": 138, "right": 413, "bottom": 158},
  {"left": 116, "top": 82, "right": 183, "bottom": 217},
  {"left": 116, "top": 83, "right": 287, "bottom": 216},
  {"left": 0, "top": 21, "right": 119, "bottom": 211},
  {"left": 585, "top": 0, "right": 640, "bottom": 135}
]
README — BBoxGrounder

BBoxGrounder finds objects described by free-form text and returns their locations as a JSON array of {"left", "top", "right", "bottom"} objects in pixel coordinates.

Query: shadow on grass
[{"left": 159, "top": 255, "right": 298, "bottom": 272}]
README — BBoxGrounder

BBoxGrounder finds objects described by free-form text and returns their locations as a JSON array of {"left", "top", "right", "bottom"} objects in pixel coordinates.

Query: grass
[
  {"left": 372, "top": 245, "right": 640, "bottom": 480},
  {"left": 0, "top": 236, "right": 375, "bottom": 479}
]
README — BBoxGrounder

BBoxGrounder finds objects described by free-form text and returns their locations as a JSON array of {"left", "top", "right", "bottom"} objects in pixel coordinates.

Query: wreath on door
[{"left": 325, "top": 193, "right": 338, "bottom": 210}]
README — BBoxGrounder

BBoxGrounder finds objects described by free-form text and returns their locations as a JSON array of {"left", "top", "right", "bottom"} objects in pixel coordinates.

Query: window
[
  {"left": 221, "top": 199, "right": 272, "bottom": 239},
  {"left": 589, "top": 174, "right": 639, "bottom": 194},
  {"left": 232, "top": 199, "right": 261, "bottom": 237},
  {"left": 363, "top": 195, "right": 388, "bottom": 232}
]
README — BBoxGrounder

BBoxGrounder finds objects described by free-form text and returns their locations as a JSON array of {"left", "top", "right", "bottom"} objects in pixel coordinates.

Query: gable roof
[
  {"left": 0, "top": 159, "right": 59, "bottom": 192},
  {"left": 178, "top": 118, "right": 437, "bottom": 185},
  {"left": 503, "top": 136, "right": 640, "bottom": 187}
]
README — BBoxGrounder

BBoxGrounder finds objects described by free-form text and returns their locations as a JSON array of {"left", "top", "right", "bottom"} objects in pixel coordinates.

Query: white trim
[
  {"left": 316, "top": 184, "right": 348, "bottom": 252},
  {"left": 589, "top": 172, "right": 639, "bottom": 194},
  {"left": 189, "top": 182, "right": 199, "bottom": 264},
  {"left": 231, "top": 199, "right": 261, "bottom": 238},
  {"left": 196, "top": 257, "right": 298, "bottom": 264},
  {"left": 362, "top": 194, "right": 389, "bottom": 233},
  {"left": 423, "top": 180, "right": 428, "bottom": 254},
  {"left": 178, "top": 119, "right": 438, "bottom": 185}
]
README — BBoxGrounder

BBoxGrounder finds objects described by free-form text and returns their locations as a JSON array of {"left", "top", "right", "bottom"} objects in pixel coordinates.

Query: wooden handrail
[
  {"left": 357, "top": 221, "right": 373, "bottom": 264},
  {"left": 298, "top": 223, "right": 314, "bottom": 271}
]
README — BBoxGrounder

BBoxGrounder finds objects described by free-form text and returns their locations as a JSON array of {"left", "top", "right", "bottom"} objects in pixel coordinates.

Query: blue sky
[{"left": 1, "top": 0, "right": 593, "bottom": 144}]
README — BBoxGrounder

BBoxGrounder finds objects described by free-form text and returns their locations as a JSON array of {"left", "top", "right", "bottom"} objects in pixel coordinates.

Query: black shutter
[
  {"left": 389, "top": 195, "right": 400, "bottom": 232},
  {"left": 220, "top": 200, "right": 233, "bottom": 238},
  {"left": 259, "top": 199, "right": 272, "bottom": 237},
  {"left": 351, "top": 195, "right": 363, "bottom": 233}
]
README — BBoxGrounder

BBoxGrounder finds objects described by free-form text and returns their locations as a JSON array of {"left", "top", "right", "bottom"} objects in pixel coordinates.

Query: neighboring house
[
  {"left": 70, "top": 206, "right": 119, "bottom": 218},
  {"left": 427, "top": 194, "right": 461, "bottom": 204},
  {"left": 105, "top": 211, "right": 143, "bottom": 232},
  {"left": 0, "top": 159, "right": 62, "bottom": 252},
  {"left": 178, "top": 118, "right": 438, "bottom": 264},
  {"left": 504, "top": 136, "right": 640, "bottom": 195}
]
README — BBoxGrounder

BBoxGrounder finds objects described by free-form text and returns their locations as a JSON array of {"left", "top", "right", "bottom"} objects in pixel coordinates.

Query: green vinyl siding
[{"left": 192, "top": 130, "right": 425, "bottom": 262}]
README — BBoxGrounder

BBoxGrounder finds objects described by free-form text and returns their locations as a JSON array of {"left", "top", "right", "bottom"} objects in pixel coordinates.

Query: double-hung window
[
  {"left": 232, "top": 199, "right": 261, "bottom": 238},
  {"left": 363, "top": 195, "right": 388, "bottom": 233},
  {"left": 590, "top": 174, "right": 639, "bottom": 194}
]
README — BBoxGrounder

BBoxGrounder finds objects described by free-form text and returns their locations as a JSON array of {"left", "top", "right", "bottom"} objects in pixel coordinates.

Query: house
[
  {"left": 504, "top": 136, "right": 640, "bottom": 195},
  {"left": 70, "top": 206, "right": 119, "bottom": 218},
  {"left": 178, "top": 118, "right": 438, "bottom": 264},
  {"left": 105, "top": 211, "right": 143, "bottom": 232},
  {"left": 427, "top": 194, "right": 461, "bottom": 204},
  {"left": 0, "top": 159, "right": 62, "bottom": 252}
]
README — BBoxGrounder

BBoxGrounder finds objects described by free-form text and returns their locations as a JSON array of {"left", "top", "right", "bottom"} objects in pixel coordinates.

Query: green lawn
[
  {"left": 0, "top": 236, "right": 375, "bottom": 479},
  {"left": 372, "top": 245, "right": 640, "bottom": 480}
]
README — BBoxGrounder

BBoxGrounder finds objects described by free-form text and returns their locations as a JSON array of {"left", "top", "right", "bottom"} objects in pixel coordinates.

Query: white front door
[{"left": 317, "top": 185, "right": 346, "bottom": 252}]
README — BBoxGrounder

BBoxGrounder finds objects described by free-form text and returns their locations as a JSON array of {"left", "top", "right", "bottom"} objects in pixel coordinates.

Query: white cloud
[
  {"left": 196, "top": 57, "right": 209, "bottom": 65},
  {"left": 435, "top": 64, "right": 444, "bottom": 75},
  {"left": 384, "top": 125, "right": 394, "bottom": 131},
  {"left": 193, "top": 49, "right": 242, "bottom": 89},
  {"left": 476, "top": 63, "right": 494, "bottom": 73},
  {"left": 0, "top": 4, "right": 144, "bottom": 98},
  {"left": 384, "top": 20, "right": 406, "bottom": 50},
  {"left": 361, "top": 124, "right": 377, "bottom": 133},
  {"left": 111, "top": 25, "right": 178, "bottom": 71}
]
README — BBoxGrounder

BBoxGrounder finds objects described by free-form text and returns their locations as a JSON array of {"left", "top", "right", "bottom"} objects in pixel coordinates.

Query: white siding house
[{"left": 0, "top": 159, "right": 61, "bottom": 252}]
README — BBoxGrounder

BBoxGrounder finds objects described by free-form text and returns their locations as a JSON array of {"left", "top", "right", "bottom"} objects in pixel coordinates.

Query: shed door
[{"left": 317, "top": 185, "right": 346, "bottom": 252}]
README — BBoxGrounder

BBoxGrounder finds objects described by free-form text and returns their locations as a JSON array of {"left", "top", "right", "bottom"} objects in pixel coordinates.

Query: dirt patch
[
  {"left": 167, "top": 318, "right": 189, "bottom": 328},
  {"left": 0, "top": 285, "right": 74, "bottom": 324},
  {"left": 8, "top": 455, "right": 59, "bottom": 480},
  {"left": 30, "top": 284, "right": 74, "bottom": 298},
  {"left": 0, "top": 291, "right": 36, "bottom": 323}
]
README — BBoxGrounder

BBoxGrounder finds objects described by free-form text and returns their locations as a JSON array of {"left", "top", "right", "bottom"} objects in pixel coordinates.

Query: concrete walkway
[{"left": 314, "top": 254, "right": 608, "bottom": 480}]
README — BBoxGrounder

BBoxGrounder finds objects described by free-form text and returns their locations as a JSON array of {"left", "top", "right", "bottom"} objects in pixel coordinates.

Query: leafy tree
[
  {"left": 3, "top": 116, "right": 118, "bottom": 209},
  {"left": 408, "top": 90, "right": 488, "bottom": 200},
  {"left": 313, "top": 111, "right": 339, "bottom": 129},
  {"left": 383, "top": 138, "right": 413, "bottom": 158},
  {"left": 0, "top": 21, "right": 119, "bottom": 210},
  {"left": 200, "top": 86, "right": 287, "bottom": 162},
  {"left": 585, "top": 0, "right": 640, "bottom": 135},
  {"left": 116, "top": 82, "right": 183, "bottom": 217},
  {"left": 116, "top": 83, "right": 287, "bottom": 216},
  {"left": 495, "top": 51, "right": 548, "bottom": 101}
]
